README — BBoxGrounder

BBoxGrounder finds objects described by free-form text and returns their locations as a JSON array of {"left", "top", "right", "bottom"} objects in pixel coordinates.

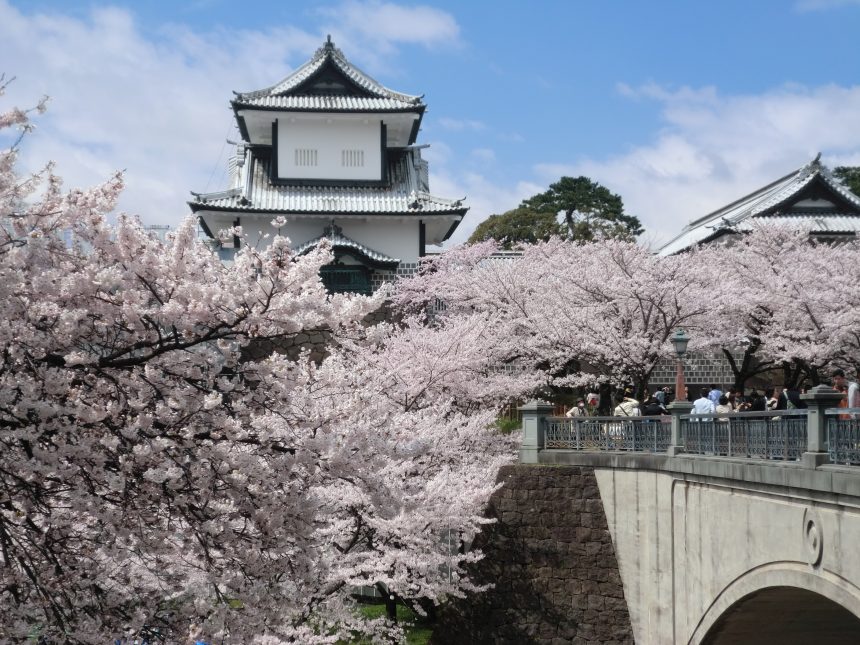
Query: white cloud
[
  {"left": 318, "top": 1, "right": 459, "bottom": 46},
  {"left": 615, "top": 82, "right": 718, "bottom": 104},
  {"left": 422, "top": 140, "right": 453, "bottom": 166},
  {"left": 497, "top": 131, "right": 525, "bottom": 143},
  {"left": 432, "top": 171, "right": 542, "bottom": 246},
  {"left": 470, "top": 148, "right": 495, "bottom": 162},
  {"left": 315, "top": 1, "right": 460, "bottom": 73},
  {"left": 0, "top": 0, "right": 461, "bottom": 226},
  {"left": 425, "top": 162, "right": 542, "bottom": 246},
  {"left": 436, "top": 117, "right": 486, "bottom": 131},
  {"left": 533, "top": 82, "right": 860, "bottom": 248}
]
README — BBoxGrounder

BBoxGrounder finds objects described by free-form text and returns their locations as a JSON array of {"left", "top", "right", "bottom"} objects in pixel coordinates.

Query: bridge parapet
[
  {"left": 511, "top": 390, "right": 860, "bottom": 643},
  {"left": 520, "top": 385, "right": 860, "bottom": 469}
]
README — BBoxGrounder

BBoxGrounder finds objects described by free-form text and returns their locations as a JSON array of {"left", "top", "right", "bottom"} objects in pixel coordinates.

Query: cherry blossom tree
[
  {"left": 395, "top": 237, "right": 714, "bottom": 399},
  {"left": 697, "top": 225, "right": 860, "bottom": 387},
  {"left": 0, "top": 83, "right": 518, "bottom": 643}
]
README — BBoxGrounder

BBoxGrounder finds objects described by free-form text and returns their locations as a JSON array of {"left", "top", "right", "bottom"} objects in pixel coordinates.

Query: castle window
[
  {"left": 294, "top": 148, "right": 318, "bottom": 167},
  {"left": 342, "top": 149, "right": 365, "bottom": 167},
  {"left": 320, "top": 265, "right": 371, "bottom": 295}
]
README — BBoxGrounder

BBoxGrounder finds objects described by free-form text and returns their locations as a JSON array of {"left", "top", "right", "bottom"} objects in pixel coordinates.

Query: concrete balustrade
[{"left": 518, "top": 385, "right": 856, "bottom": 470}]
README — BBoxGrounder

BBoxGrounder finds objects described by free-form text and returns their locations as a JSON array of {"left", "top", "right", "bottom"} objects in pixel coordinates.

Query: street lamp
[
  {"left": 671, "top": 329, "right": 690, "bottom": 401},
  {"left": 667, "top": 329, "right": 693, "bottom": 456}
]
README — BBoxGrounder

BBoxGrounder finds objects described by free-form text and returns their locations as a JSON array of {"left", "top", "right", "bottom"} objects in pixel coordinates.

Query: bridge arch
[{"left": 691, "top": 563, "right": 860, "bottom": 644}]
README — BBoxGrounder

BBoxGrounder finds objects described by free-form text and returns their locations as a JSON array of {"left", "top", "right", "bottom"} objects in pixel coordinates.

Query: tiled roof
[
  {"left": 294, "top": 224, "right": 400, "bottom": 267},
  {"left": 189, "top": 150, "right": 466, "bottom": 216},
  {"left": 232, "top": 37, "right": 423, "bottom": 112},
  {"left": 736, "top": 214, "right": 860, "bottom": 232},
  {"left": 235, "top": 95, "right": 418, "bottom": 111},
  {"left": 658, "top": 156, "right": 860, "bottom": 255}
]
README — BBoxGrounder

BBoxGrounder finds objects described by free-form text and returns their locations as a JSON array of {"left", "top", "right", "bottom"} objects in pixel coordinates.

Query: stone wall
[
  {"left": 241, "top": 329, "right": 332, "bottom": 362},
  {"left": 431, "top": 465, "right": 633, "bottom": 644},
  {"left": 241, "top": 303, "right": 398, "bottom": 362},
  {"left": 649, "top": 351, "right": 742, "bottom": 388}
]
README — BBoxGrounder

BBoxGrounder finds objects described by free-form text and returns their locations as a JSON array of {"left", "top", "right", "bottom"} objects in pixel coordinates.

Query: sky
[{"left": 2, "top": 0, "right": 860, "bottom": 248}]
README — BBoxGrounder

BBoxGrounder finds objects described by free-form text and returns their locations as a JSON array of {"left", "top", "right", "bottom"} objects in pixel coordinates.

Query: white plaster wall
[
  {"left": 594, "top": 468, "right": 860, "bottom": 644},
  {"left": 200, "top": 213, "right": 419, "bottom": 264},
  {"left": 278, "top": 116, "right": 382, "bottom": 181},
  {"left": 338, "top": 219, "right": 419, "bottom": 263}
]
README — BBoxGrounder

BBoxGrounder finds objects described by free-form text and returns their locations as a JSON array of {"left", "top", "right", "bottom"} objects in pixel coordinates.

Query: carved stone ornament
[{"left": 802, "top": 507, "right": 824, "bottom": 567}]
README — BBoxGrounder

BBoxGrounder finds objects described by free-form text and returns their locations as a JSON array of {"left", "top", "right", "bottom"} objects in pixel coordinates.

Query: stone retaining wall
[
  {"left": 431, "top": 465, "right": 633, "bottom": 645},
  {"left": 241, "top": 303, "right": 396, "bottom": 362}
]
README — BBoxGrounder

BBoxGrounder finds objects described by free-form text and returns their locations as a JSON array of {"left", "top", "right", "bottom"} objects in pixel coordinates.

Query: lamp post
[
  {"left": 670, "top": 329, "right": 690, "bottom": 402},
  {"left": 667, "top": 329, "right": 692, "bottom": 456}
]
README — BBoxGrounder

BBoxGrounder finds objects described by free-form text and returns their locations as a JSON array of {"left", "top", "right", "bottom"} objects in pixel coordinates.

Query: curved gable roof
[
  {"left": 658, "top": 155, "right": 860, "bottom": 256},
  {"left": 232, "top": 36, "right": 424, "bottom": 112},
  {"left": 294, "top": 223, "right": 400, "bottom": 269}
]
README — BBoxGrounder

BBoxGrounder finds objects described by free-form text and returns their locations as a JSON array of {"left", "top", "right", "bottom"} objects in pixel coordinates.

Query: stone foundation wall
[
  {"left": 241, "top": 303, "right": 398, "bottom": 362},
  {"left": 241, "top": 330, "right": 332, "bottom": 362},
  {"left": 432, "top": 464, "right": 633, "bottom": 645}
]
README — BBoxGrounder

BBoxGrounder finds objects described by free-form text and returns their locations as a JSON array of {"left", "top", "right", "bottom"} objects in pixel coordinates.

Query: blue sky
[{"left": 3, "top": 0, "right": 860, "bottom": 246}]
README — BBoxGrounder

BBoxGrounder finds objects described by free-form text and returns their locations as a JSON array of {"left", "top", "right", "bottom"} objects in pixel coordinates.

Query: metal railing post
[
  {"left": 518, "top": 400, "right": 554, "bottom": 464},
  {"left": 764, "top": 422, "right": 769, "bottom": 460},
  {"left": 800, "top": 385, "right": 844, "bottom": 468},
  {"left": 667, "top": 400, "right": 693, "bottom": 456},
  {"left": 728, "top": 422, "right": 733, "bottom": 457}
]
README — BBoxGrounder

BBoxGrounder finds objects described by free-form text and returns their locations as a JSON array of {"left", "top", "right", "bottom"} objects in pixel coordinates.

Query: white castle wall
[{"left": 277, "top": 116, "right": 382, "bottom": 182}]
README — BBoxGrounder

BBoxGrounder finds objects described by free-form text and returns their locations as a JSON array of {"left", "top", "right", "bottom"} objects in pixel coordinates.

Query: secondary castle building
[
  {"left": 190, "top": 37, "right": 467, "bottom": 294},
  {"left": 657, "top": 154, "right": 860, "bottom": 256},
  {"left": 650, "top": 155, "right": 860, "bottom": 389}
]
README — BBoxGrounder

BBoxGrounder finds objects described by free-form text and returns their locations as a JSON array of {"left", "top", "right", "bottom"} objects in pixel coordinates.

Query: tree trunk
[
  {"left": 722, "top": 342, "right": 773, "bottom": 391},
  {"left": 597, "top": 382, "right": 612, "bottom": 415},
  {"left": 385, "top": 595, "right": 397, "bottom": 622}
]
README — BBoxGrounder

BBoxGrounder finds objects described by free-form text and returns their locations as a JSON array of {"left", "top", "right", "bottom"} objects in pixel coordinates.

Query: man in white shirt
[
  {"left": 691, "top": 388, "right": 716, "bottom": 416},
  {"left": 566, "top": 399, "right": 587, "bottom": 417}
]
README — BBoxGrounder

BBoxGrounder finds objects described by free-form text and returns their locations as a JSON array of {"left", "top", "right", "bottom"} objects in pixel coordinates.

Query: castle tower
[{"left": 190, "top": 37, "right": 467, "bottom": 294}]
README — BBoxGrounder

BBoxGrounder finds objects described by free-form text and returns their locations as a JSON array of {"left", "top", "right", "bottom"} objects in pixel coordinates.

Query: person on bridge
[
  {"left": 707, "top": 384, "right": 722, "bottom": 407},
  {"left": 833, "top": 369, "right": 859, "bottom": 407},
  {"left": 613, "top": 392, "right": 641, "bottom": 417},
  {"left": 566, "top": 399, "right": 587, "bottom": 417},
  {"left": 641, "top": 395, "right": 667, "bottom": 416},
  {"left": 690, "top": 388, "right": 716, "bottom": 417}
]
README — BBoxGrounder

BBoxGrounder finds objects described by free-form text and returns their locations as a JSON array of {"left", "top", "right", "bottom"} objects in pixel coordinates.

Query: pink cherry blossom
[{"left": 0, "top": 85, "right": 517, "bottom": 643}]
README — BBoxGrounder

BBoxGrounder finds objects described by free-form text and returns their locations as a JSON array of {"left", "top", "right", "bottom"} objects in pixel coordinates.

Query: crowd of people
[{"left": 564, "top": 369, "right": 860, "bottom": 418}]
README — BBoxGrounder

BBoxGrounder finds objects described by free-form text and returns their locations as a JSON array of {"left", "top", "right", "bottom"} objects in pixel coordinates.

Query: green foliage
[
  {"left": 493, "top": 416, "right": 521, "bottom": 434},
  {"left": 833, "top": 166, "right": 860, "bottom": 196},
  {"left": 468, "top": 176, "right": 642, "bottom": 248},
  {"left": 522, "top": 176, "right": 643, "bottom": 242},
  {"left": 349, "top": 603, "right": 433, "bottom": 644},
  {"left": 467, "top": 206, "right": 563, "bottom": 248}
]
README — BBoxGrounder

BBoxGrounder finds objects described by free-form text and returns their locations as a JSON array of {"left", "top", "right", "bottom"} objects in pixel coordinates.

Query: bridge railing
[
  {"left": 520, "top": 387, "right": 856, "bottom": 468},
  {"left": 826, "top": 408, "right": 860, "bottom": 465},
  {"left": 680, "top": 410, "right": 808, "bottom": 460},
  {"left": 545, "top": 416, "right": 671, "bottom": 452}
]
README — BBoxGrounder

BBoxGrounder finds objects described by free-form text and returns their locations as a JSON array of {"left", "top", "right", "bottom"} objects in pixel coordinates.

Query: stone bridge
[{"left": 433, "top": 387, "right": 860, "bottom": 644}]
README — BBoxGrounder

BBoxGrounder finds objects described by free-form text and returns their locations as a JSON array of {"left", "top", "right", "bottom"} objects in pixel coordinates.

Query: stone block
[
  {"left": 604, "top": 596, "right": 628, "bottom": 611},
  {"left": 585, "top": 498, "right": 603, "bottom": 513},
  {"left": 587, "top": 594, "right": 605, "bottom": 610},
  {"left": 431, "top": 464, "right": 633, "bottom": 644},
  {"left": 585, "top": 542, "right": 603, "bottom": 556}
]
